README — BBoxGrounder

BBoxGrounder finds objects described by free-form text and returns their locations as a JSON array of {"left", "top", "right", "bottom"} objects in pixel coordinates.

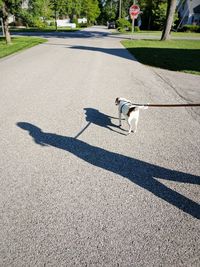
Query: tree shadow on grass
[
  {"left": 126, "top": 47, "right": 200, "bottom": 73},
  {"left": 17, "top": 122, "right": 200, "bottom": 219},
  {"left": 69, "top": 45, "right": 200, "bottom": 73}
]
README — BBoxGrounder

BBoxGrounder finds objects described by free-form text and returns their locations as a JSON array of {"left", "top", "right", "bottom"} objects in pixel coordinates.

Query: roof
[
  {"left": 188, "top": 0, "right": 200, "bottom": 14},
  {"left": 178, "top": 0, "right": 200, "bottom": 14}
]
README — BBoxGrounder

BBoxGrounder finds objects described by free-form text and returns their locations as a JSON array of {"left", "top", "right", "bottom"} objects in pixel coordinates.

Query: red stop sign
[{"left": 129, "top": 4, "right": 140, "bottom": 16}]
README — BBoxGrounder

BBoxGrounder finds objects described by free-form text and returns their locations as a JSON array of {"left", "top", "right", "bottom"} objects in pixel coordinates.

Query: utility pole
[
  {"left": 119, "top": 0, "right": 122, "bottom": 18},
  {"left": 55, "top": 8, "right": 57, "bottom": 31},
  {"left": 53, "top": 0, "right": 58, "bottom": 31}
]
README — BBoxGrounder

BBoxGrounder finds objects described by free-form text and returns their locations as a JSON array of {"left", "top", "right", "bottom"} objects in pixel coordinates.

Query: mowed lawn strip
[
  {"left": 0, "top": 36, "right": 47, "bottom": 59},
  {"left": 121, "top": 39, "right": 200, "bottom": 75},
  {"left": 10, "top": 27, "right": 79, "bottom": 33},
  {"left": 118, "top": 31, "right": 200, "bottom": 38}
]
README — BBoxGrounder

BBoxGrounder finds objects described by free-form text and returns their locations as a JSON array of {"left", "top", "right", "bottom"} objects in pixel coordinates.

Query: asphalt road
[{"left": 0, "top": 26, "right": 200, "bottom": 266}]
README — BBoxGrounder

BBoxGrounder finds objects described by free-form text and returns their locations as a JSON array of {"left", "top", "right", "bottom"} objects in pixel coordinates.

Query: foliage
[
  {"left": 50, "top": 0, "right": 100, "bottom": 24},
  {"left": 100, "top": 0, "right": 118, "bottom": 24},
  {"left": 100, "top": 0, "right": 179, "bottom": 30},
  {"left": 134, "top": 26, "right": 140, "bottom": 32},
  {"left": 0, "top": 0, "right": 22, "bottom": 16},
  {"left": 0, "top": 0, "right": 24, "bottom": 43},
  {"left": 181, "top": 25, "right": 200, "bottom": 33},
  {"left": 116, "top": 18, "right": 131, "bottom": 31},
  {"left": 137, "top": 0, "right": 164, "bottom": 30},
  {"left": 20, "top": 0, "right": 52, "bottom": 27},
  {"left": 16, "top": 10, "right": 47, "bottom": 28},
  {"left": 0, "top": 0, "right": 100, "bottom": 30},
  {"left": 152, "top": 2, "right": 168, "bottom": 30},
  {"left": 81, "top": 0, "right": 100, "bottom": 24}
]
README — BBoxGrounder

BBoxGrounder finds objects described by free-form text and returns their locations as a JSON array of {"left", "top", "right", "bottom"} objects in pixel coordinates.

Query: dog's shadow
[
  {"left": 17, "top": 122, "right": 200, "bottom": 219},
  {"left": 82, "top": 108, "right": 126, "bottom": 135}
]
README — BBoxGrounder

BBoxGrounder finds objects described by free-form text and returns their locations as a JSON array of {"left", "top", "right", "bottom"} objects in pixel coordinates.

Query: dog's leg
[
  {"left": 131, "top": 110, "right": 140, "bottom": 133},
  {"left": 127, "top": 117, "right": 132, "bottom": 134},
  {"left": 133, "top": 119, "right": 138, "bottom": 133},
  {"left": 118, "top": 109, "right": 122, "bottom": 127}
]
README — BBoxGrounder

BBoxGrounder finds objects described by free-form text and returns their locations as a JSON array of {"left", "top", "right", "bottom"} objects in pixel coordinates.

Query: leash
[{"left": 131, "top": 103, "right": 200, "bottom": 108}]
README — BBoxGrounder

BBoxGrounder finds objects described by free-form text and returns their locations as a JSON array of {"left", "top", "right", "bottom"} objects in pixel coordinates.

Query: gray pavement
[{"left": 0, "top": 26, "right": 200, "bottom": 266}]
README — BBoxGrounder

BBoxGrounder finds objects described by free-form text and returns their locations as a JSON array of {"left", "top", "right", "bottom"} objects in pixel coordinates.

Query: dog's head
[
  {"left": 115, "top": 97, "right": 129, "bottom": 105},
  {"left": 115, "top": 97, "right": 120, "bottom": 105}
]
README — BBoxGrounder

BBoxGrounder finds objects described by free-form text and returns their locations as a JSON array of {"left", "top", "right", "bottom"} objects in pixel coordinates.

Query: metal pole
[
  {"left": 54, "top": 1, "right": 57, "bottom": 31},
  {"left": 132, "top": 17, "right": 135, "bottom": 33},
  {"left": 131, "top": 0, "right": 137, "bottom": 38},
  {"left": 0, "top": 18, "right": 5, "bottom": 36}
]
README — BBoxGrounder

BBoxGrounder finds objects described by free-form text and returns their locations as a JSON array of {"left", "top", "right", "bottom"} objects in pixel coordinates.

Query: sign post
[{"left": 129, "top": 4, "right": 140, "bottom": 39}]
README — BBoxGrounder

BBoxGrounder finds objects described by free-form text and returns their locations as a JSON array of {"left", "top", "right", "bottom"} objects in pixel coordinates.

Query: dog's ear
[{"left": 115, "top": 97, "right": 119, "bottom": 105}]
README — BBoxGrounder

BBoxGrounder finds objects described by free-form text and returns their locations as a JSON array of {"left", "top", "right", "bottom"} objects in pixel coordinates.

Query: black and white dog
[{"left": 115, "top": 97, "right": 148, "bottom": 134}]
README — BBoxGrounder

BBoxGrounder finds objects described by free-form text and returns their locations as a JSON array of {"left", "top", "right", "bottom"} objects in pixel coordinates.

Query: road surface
[{"left": 0, "top": 26, "right": 200, "bottom": 266}]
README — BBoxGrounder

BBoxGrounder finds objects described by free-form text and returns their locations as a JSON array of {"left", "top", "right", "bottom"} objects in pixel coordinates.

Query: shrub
[
  {"left": 17, "top": 10, "right": 34, "bottom": 27},
  {"left": 117, "top": 27, "right": 125, "bottom": 33},
  {"left": 33, "top": 19, "right": 46, "bottom": 29},
  {"left": 116, "top": 18, "right": 131, "bottom": 32},
  {"left": 134, "top": 26, "right": 140, "bottom": 32},
  {"left": 49, "top": 21, "right": 55, "bottom": 27},
  {"left": 79, "top": 22, "right": 87, "bottom": 28},
  {"left": 181, "top": 25, "right": 200, "bottom": 33}
]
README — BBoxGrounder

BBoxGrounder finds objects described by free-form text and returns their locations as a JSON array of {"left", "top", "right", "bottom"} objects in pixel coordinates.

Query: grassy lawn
[
  {"left": 121, "top": 39, "right": 200, "bottom": 75},
  {"left": 0, "top": 36, "right": 47, "bottom": 59},
  {"left": 10, "top": 27, "right": 80, "bottom": 33},
  {"left": 116, "top": 30, "right": 200, "bottom": 38}
]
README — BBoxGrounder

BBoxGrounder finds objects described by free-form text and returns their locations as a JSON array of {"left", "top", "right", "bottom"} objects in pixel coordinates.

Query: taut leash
[{"left": 132, "top": 103, "right": 200, "bottom": 108}]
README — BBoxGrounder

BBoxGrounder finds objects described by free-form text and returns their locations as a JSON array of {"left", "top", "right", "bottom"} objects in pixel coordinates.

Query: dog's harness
[{"left": 120, "top": 101, "right": 133, "bottom": 113}]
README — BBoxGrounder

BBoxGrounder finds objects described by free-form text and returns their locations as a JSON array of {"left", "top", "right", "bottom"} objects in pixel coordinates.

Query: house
[{"left": 177, "top": 0, "right": 200, "bottom": 26}]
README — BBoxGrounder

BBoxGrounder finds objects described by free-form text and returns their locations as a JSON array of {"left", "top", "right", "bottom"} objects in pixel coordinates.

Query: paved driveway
[{"left": 0, "top": 26, "right": 200, "bottom": 266}]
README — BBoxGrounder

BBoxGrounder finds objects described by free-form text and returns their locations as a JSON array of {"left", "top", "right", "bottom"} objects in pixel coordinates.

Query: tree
[
  {"left": 0, "top": 0, "right": 22, "bottom": 44},
  {"left": 82, "top": 0, "right": 100, "bottom": 24},
  {"left": 138, "top": 0, "right": 166, "bottom": 30},
  {"left": 99, "top": 0, "right": 118, "bottom": 24},
  {"left": 152, "top": 2, "right": 168, "bottom": 30},
  {"left": 18, "top": 0, "right": 52, "bottom": 28},
  {"left": 161, "top": 0, "right": 176, "bottom": 40}
]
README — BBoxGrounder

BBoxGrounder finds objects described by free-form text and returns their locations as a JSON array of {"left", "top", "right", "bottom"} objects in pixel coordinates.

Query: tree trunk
[
  {"left": 2, "top": 2, "right": 12, "bottom": 44},
  {"left": 161, "top": 0, "right": 176, "bottom": 41},
  {"left": 147, "top": 0, "right": 153, "bottom": 30}
]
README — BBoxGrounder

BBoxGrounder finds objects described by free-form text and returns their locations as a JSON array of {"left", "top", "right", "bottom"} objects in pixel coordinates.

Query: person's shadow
[
  {"left": 75, "top": 108, "right": 126, "bottom": 138},
  {"left": 17, "top": 122, "right": 200, "bottom": 219}
]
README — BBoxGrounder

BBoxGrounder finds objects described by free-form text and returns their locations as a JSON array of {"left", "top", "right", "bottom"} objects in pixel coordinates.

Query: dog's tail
[{"left": 138, "top": 105, "right": 148, "bottom": 110}]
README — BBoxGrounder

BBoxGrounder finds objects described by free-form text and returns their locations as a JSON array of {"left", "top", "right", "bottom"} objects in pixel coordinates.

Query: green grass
[
  {"left": 115, "top": 30, "right": 200, "bottom": 38},
  {"left": 10, "top": 27, "right": 80, "bottom": 32},
  {"left": 0, "top": 36, "right": 47, "bottom": 59},
  {"left": 171, "top": 31, "right": 200, "bottom": 38},
  {"left": 121, "top": 39, "right": 200, "bottom": 75}
]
